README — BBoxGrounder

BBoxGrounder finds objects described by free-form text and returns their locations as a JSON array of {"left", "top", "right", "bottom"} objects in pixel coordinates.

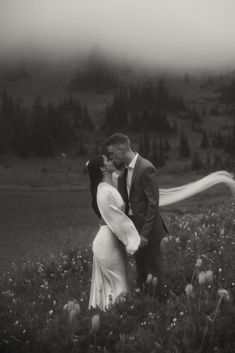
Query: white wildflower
[
  {"left": 152, "top": 277, "right": 158, "bottom": 287},
  {"left": 205, "top": 270, "right": 213, "bottom": 284},
  {"left": 146, "top": 273, "right": 153, "bottom": 284},
  {"left": 161, "top": 237, "right": 169, "bottom": 245},
  {"left": 195, "top": 258, "right": 203, "bottom": 268},
  {"left": 63, "top": 299, "right": 81, "bottom": 321},
  {"left": 198, "top": 271, "right": 206, "bottom": 285},
  {"left": 218, "top": 289, "right": 230, "bottom": 301},
  {"left": 91, "top": 314, "right": 100, "bottom": 332},
  {"left": 185, "top": 284, "right": 193, "bottom": 297}
]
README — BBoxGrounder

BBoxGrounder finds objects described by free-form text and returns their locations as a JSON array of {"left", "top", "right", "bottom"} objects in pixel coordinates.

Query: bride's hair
[{"left": 86, "top": 155, "right": 104, "bottom": 219}]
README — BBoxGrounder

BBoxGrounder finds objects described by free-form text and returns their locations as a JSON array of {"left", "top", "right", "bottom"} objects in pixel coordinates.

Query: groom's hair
[{"left": 104, "top": 133, "right": 130, "bottom": 147}]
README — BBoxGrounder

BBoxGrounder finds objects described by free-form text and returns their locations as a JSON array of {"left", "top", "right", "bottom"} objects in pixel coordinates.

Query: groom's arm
[{"left": 140, "top": 165, "right": 160, "bottom": 240}]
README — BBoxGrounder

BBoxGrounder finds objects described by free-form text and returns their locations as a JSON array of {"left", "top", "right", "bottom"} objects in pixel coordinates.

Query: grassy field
[
  {"left": 0, "top": 198, "right": 234, "bottom": 352},
  {"left": 0, "top": 189, "right": 98, "bottom": 273},
  {"left": 0, "top": 156, "right": 233, "bottom": 274}
]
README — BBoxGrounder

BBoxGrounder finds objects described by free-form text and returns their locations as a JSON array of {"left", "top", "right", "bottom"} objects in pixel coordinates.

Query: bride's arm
[{"left": 97, "top": 184, "right": 140, "bottom": 254}]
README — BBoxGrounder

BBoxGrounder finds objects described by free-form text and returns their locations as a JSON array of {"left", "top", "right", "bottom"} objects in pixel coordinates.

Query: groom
[{"left": 104, "top": 133, "right": 168, "bottom": 299}]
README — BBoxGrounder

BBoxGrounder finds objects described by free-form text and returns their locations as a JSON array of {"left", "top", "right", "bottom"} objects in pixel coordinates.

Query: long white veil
[{"left": 159, "top": 170, "right": 235, "bottom": 207}]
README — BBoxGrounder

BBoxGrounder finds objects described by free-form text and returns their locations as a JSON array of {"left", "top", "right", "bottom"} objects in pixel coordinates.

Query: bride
[
  {"left": 87, "top": 155, "right": 140, "bottom": 311},
  {"left": 87, "top": 155, "right": 235, "bottom": 311}
]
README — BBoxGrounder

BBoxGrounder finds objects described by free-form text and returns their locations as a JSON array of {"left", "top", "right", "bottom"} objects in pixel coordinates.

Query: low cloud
[{"left": 1, "top": 0, "right": 235, "bottom": 70}]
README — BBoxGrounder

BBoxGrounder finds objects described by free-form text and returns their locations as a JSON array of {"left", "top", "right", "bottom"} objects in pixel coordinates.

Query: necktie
[{"left": 122, "top": 167, "right": 129, "bottom": 214}]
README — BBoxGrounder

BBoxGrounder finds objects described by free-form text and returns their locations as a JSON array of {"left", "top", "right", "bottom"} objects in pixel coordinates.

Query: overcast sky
[{"left": 1, "top": 0, "right": 235, "bottom": 70}]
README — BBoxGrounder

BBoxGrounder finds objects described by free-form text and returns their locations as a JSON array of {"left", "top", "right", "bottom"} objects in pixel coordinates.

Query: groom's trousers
[{"left": 134, "top": 240, "right": 163, "bottom": 297}]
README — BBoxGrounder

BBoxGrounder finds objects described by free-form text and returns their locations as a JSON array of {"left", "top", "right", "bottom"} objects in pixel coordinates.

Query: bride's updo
[{"left": 86, "top": 155, "right": 105, "bottom": 219}]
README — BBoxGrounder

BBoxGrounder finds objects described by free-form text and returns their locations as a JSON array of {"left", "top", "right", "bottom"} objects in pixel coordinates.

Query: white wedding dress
[{"left": 89, "top": 182, "right": 140, "bottom": 311}]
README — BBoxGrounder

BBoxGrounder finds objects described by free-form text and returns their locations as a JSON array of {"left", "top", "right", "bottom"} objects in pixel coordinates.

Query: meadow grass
[{"left": 0, "top": 200, "right": 234, "bottom": 353}]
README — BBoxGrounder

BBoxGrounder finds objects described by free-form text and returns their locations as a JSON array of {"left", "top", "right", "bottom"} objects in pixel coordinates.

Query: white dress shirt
[{"left": 126, "top": 153, "right": 138, "bottom": 215}]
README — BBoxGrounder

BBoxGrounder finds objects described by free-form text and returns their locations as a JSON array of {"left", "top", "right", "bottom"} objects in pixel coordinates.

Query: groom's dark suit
[{"left": 118, "top": 154, "right": 168, "bottom": 295}]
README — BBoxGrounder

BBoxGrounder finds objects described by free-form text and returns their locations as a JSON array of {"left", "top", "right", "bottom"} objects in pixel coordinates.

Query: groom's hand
[{"left": 139, "top": 236, "right": 148, "bottom": 247}]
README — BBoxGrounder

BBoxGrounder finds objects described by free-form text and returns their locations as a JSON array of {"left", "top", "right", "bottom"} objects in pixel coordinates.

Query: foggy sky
[{"left": 1, "top": 0, "right": 235, "bottom": 70}]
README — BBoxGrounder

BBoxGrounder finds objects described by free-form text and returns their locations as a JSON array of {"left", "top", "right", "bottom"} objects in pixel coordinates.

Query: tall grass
[{"left": 0, "top": 201, "right": 235, "bottom": 353}]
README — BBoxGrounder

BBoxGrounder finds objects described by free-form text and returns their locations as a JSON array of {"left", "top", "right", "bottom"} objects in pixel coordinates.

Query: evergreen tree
[
  {"left": 0, "top": 90, "right": 15, "bottom": 153},
  {"left": 191, "top": 152, "right": 204, "bottom": 171},
  {"left": 150, "top": 139, "right": 158, "bottom": 167},
  {"left": 164, "top": 139, "right": 171, "bottom": 152},
  {"left": 158, "top": 140, "right": 166, "bottom": 166},
  {"left": 206, "top": 154, "right": 212, "bottom": 171},
  {"left": 139, "top": 130, "right": 150, "bottom": 158},
  {"left": 157, "top": 78, "right": 168, "bottom": 109},
  {"left": 77, "top": 137, "right": 86, "bottom": 156},
  {"left": 31, "top": 97, "right": 53, "bottom": 156},
  {"left": 179, "top": 128, "right": 191, "bottom": 158},
  {"left": 138, "top": 139, "right": 144, "bottom": 155},
  {"left": 200, "top": 130, "right": 210, "bottom": 149}
]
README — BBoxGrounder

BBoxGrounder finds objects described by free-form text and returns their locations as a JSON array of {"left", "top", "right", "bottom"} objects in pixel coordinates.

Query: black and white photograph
[{"left": 0, "top": 0, "right": 235, "bottom": 352}]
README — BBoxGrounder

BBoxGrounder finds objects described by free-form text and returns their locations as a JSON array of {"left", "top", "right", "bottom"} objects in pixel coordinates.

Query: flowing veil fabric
[{"left": 159, "top": 171, "right": 235, "bottom": 207}]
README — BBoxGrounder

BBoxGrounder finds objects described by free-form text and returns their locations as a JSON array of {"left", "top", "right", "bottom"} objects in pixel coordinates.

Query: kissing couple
[{"left": 86, "top": 133, "right": 235, "bottom": 311}]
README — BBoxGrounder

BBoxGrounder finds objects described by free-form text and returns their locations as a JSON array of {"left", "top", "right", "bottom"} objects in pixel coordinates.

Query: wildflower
[
  {"left": 146, "top": 273, "right": 153, "bottom": 284},
  {"left": 161, "top": 237, "right": 168, "bottom": 245},
  {"left": 120, "top": 333, "right": 129, "bottom": 343},
  {"left": 152, "top": 277, "right": 158, "bottom": 287},
  {"left": 2, "top": 290, "right": 14, "bottom": 297},
  {"left": 91, "top": 314, "right": 100, "bottom": 332},
  {"left": 49, "top": 310, "right": 53, "bottom": 316},
  {"left": 218, "top": 289, "right": 230, "bottom": 301},
  {"left": 14, "top": 320, "right": 19, "bottom": 325},
  {"left": 198, "top": 271, "right": 206, "bottom": 285},
  {"left": 185, "top": 284, "right": 193, "bottom": 297},
  {"left": 195, "top": 258, "right": 203, "bottom": 268},
  {"left": 205, "top": 270, "right": 213, "bottom": 283},
  {"left": 63, "top": 299, "right": 81, "bottom": 321},
  {"left": 175, "top": 237, "right": 180, "bottom": 243}
]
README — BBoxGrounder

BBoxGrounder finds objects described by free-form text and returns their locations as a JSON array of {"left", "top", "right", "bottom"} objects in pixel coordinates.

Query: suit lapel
[
  {"left": 118, "top": 168, "right": 129, "bottom": 213},
  {"left": 129, "top": 155, "right": 142, "bottom": 196}
]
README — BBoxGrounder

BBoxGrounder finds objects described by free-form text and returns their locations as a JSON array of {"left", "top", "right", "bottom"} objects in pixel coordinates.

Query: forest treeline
[
  {"left": 0, "top": 69, "right": 235, "bottom": 171},
  {"left": 0, "top": 91, "right": 93, "bottom": 157}
]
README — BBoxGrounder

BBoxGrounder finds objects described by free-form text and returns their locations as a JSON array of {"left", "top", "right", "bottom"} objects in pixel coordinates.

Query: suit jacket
[{"left": 118, "top": 155, "right": 168, "bottom": 243}]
